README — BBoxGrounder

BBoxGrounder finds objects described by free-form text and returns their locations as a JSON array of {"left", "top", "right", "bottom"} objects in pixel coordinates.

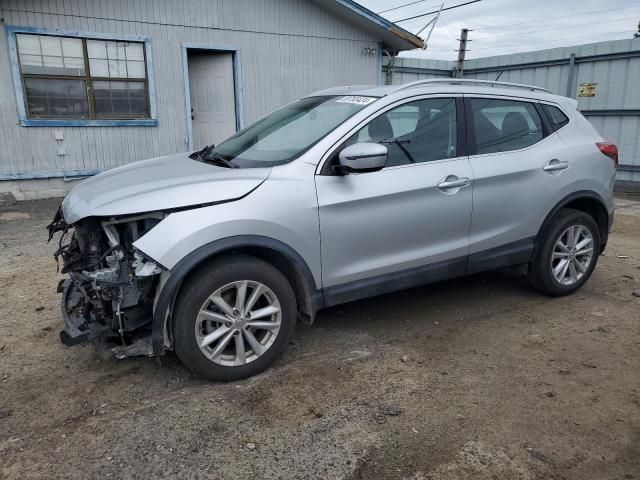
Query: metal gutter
[{"left": 327, "top": 0, "right": 424, "bottom": 50}]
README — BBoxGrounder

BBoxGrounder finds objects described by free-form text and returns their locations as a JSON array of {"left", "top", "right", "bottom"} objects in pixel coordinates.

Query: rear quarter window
[{"left": 542, "top": 104, "right": 570, "bottom": 130}]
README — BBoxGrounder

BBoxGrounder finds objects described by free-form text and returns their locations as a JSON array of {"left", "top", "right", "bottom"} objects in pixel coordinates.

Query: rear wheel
[
  {"left": 528, "top": 208, "right": 600, "bottom": 296},
  {"left": 173, "top": 255, "right": 296, "bottom": 381}
]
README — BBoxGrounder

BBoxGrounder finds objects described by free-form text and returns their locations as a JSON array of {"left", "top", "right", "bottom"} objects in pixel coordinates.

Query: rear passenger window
[
  {"left": 542, "top": 104, "right": 570, "bottom": 130},
  {"left": 469, "top": 98, "right": 544, "bottom": 155}
]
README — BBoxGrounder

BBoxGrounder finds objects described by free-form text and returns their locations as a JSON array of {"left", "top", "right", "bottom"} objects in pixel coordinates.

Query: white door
[{"left": 188, "top": 51, "right": 237, "bottom": 150}]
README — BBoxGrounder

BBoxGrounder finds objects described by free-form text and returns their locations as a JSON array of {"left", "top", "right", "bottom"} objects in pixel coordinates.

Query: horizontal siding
[{"left": 0, "top": 0, "right": 381, "bottom": 177}]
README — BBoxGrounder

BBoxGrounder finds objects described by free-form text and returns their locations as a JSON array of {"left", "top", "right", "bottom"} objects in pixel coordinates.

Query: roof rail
[{"left": 392, "top": 78, "right": 552, "bottom": 94}]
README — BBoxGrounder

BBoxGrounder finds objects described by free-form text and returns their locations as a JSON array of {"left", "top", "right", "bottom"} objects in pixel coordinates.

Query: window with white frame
[{"left": 16, "top": 33, "right": 150, "bottom": 120}]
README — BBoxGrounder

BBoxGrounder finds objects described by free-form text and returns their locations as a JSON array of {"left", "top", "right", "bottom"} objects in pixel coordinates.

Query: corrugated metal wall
[
  {"left": 385, "top": 39, "right": 640, "bottom": 181},
  {"left": 0, "top": 0, "right": 382, "bottom": 179},
  {"left": 385, "top": 57, "right": 452, "bottom": 84}
]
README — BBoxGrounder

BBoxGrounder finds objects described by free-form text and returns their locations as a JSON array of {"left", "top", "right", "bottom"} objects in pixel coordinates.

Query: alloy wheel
[
  {"left": 550, "top": 224, "right": 594, "bottom": 286},
  {"left": 195, "top": 280, "right": 282, "bottom": 366}
]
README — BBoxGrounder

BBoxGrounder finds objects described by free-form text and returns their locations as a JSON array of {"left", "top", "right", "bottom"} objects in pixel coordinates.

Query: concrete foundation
[{"left": 0, "top": 177, "right": 84, "bottom": 201}]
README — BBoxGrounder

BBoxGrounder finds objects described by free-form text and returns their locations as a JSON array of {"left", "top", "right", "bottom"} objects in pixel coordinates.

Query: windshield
[{"left": 198, "top": 95, "right": 377, "bottom": 168}]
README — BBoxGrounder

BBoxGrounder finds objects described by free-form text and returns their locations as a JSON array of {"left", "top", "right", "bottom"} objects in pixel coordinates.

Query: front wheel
[
  {"left": 528, "top": 208, "right": 601, "bottom": 296},
  {"left": 173, "top": 255, "right": 297, "bottom": 381}
]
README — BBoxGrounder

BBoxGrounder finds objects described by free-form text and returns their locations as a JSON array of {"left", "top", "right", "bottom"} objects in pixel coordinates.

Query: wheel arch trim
[
  {"left": 149, "top": 235, "right": 322, "bottom": 355},
  {"left": 535, "top": 190, "right": 610, "bottom": 253}
]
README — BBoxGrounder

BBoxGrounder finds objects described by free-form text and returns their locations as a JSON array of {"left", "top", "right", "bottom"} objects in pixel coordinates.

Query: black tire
[
  {"left": 173, "top": 255, "right": 296, "bottom": 381},
  {"left": 528, "top": 208, "right": 601, "bottom": 296}
]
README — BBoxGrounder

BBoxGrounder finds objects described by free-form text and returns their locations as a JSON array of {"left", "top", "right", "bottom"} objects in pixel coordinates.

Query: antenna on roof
[{"left": 415, "top": 3, "right": 444, "bottom": 50}]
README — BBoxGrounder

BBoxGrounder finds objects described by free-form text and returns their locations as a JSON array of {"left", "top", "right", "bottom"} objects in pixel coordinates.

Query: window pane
[
  {"left": 64, "top": 56, "right": 85, "bottom": 71},
  {"left": 387, "top": 105, "right": 420, "bottom": 138},
  {"left": 40, "top": 36, "right": 62, "bottom": 56},
  {"left": 17, "top": 34, "right": 84, "bottom": 76},
  {"left": 347, "top": 98, "right": 457, "bottom": 167},
  {"left": 469, "top": 98, "right": 543, "bottom": 154},
  {"left": 88, "top": 39, "right": 146, "bottom": 78},
  {"left": 542, "top": 104, "right": 569, "bottom": 130},
  {"left": 126, "top": 60, "right": 146, "bottom": 78},
  {"left": 87, "top": 40, "right": 107, "bottom": 59},
  {"left": 19, "top": 54, "right": 44, "bottom": 71},
  {"left": 61, "top": 37, "right": 83, "bottom": 57},
  {"left": 93, "top": 80, "right": 148, "bottom": 117},
  {"left": 88, "top": 59, "right": 109, "bottom": 77},
  {"left": 106, "top": 41, "right": 126, "bottom": 60},
  {"left": 24, "top": 78, "right": 89, "bottom": 118},
  {"left": 108, "top": 59, "right": 128, "bottom": 77},
  {"left": 43, "top": 55, "right": 64, "bottom": 70},
  {"left": 16, "top": 34, "right": 40, "bottom": 55},
  {"left": 125, "top": 43, "right": 144, "bottom": 61}
]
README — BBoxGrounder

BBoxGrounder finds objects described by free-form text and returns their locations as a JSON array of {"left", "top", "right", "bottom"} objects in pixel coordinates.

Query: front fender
[
  {"left": 134, "top": 164, "right": 322, "bottom": 354},
  {"left": 149, "top": 235, "right": 322, "bottom": 355}
]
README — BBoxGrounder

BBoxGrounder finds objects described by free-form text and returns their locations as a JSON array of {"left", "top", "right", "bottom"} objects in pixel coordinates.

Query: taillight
[{"left": 596, "top": 142, "right": 618, "bottom": 168}]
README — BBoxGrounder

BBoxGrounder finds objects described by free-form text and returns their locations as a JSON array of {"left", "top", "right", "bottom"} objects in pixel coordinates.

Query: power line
[
  {"left": 473, "top": 4, "right": 640, "bottom": 31},
  {"left": 394, "top": 0, "right": 482, "bottom": 23},
  {"left": 378, "top": 0, "right": 441, "bottom": 15}
]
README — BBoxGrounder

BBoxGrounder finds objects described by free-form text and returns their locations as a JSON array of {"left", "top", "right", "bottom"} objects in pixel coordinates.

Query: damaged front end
[{"left": 48, "top": 207, "right": 165, "bottom": 358}]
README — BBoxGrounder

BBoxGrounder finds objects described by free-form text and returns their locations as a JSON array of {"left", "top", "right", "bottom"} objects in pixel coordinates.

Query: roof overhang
[{"left": 311, "top": 0, "right": 425, "bottom": 51}]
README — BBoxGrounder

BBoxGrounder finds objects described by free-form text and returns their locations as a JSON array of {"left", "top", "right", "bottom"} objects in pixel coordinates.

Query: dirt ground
[{"left": 0, "top": 195, "right": 638, "bottom": 480}]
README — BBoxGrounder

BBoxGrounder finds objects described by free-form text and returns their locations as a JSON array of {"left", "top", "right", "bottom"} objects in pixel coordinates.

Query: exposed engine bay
[{"left": 47, "top": 207, "right": 165, "bottom": 358}]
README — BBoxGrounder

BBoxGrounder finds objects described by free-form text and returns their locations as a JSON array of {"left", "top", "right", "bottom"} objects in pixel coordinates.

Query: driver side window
[{"left": 346, "top": 98, "right": 458, "bottom": 168}]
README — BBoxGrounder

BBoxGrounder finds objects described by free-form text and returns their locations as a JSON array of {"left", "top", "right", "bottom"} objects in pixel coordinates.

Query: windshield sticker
[{"left": 335, "top": 96, "right": 376, "bottom": 105}]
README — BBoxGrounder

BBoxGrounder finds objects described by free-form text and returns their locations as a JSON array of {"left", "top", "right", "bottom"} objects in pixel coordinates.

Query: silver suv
[{"left": 48, "top": 79, "right": 617, "bottom": 380}]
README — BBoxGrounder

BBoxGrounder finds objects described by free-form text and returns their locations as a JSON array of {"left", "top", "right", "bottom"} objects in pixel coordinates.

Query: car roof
[{"left": 306, "top": 80, "right": 573, "bottom": 106}]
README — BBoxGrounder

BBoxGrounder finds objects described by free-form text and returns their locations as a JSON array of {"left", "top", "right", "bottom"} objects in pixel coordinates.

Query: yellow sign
[{"left": 578, "top": 83, "right": 597, "bottom": 97}]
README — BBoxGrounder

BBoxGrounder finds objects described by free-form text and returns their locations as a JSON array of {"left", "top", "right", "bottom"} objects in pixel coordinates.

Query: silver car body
[{"left": 56, "top": 79, "right": 616, "bottom": 355}]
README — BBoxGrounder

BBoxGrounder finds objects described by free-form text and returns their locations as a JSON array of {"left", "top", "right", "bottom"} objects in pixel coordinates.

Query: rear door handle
[
  {"left": 438, "top": 177, "right": 471, "bottom": 190},
  {"left": 543, "top": 159, "right": 569, "bottom": 172}
]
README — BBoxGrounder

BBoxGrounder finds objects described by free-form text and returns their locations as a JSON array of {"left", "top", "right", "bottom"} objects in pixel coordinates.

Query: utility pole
[
  {"left": 384, "top": 50, "right": 397, "bottom": 85},
  {"left": 456, "top": 28, "right": 470, "bottom": 78}
]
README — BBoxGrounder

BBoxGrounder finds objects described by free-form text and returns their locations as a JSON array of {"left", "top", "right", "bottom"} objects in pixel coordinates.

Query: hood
[{"left": 62, "top": 152, "right": 271, "bottom": 223}]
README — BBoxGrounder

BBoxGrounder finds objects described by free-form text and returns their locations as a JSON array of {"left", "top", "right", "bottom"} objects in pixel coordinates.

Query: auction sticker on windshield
[{"left": 335, "top": 96, "right": 376, "bottom": 105}]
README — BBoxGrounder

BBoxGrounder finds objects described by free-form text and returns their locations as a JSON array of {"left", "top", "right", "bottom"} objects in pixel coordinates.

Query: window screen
[
  {"left": 469, "top": 98, "right": 544, "bottom": 155},
  {"left": 16, "top": 33, "right": 150, "bottom": 120}
]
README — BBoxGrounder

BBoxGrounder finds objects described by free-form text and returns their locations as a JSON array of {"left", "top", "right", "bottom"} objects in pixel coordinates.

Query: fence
[{"left": 383, "top": 39, "right": 640, "bottom": 181}]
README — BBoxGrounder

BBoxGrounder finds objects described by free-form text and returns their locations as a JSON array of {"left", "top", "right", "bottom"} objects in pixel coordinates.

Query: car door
[
  {"left": 464, "top": 95, "right": 576, "bottom": 271},
  {"left": 315, "top": 95, "right": 474, "bottom": 300}
]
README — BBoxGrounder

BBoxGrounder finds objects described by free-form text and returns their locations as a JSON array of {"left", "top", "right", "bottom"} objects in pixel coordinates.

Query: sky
[{"left": 358, "top": 0, "right": 640, "bottom": 60}]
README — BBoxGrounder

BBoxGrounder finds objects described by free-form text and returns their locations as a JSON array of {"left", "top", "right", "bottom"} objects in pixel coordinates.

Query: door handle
[
  {"left": 543, "top": 159, "right": 569, "bottom": 172},
  {"left": 438, "top": 177, "right": 471, "bottom": 190}
]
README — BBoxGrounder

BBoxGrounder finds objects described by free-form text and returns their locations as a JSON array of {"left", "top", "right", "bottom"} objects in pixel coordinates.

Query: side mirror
[{"left": 336, "top": 142, "right": 387, "bottom": 174}]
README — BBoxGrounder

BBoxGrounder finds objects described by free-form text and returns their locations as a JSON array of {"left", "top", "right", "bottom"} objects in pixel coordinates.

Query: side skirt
[
  {"left": 322, "top": 237, "right": 535, "bottom": 308},
  {"left": 466, "top": 237, "right": 535, "bottom": 275},
  {"left": 323, "top": 256, "right": 467, "bottom": 307}
]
